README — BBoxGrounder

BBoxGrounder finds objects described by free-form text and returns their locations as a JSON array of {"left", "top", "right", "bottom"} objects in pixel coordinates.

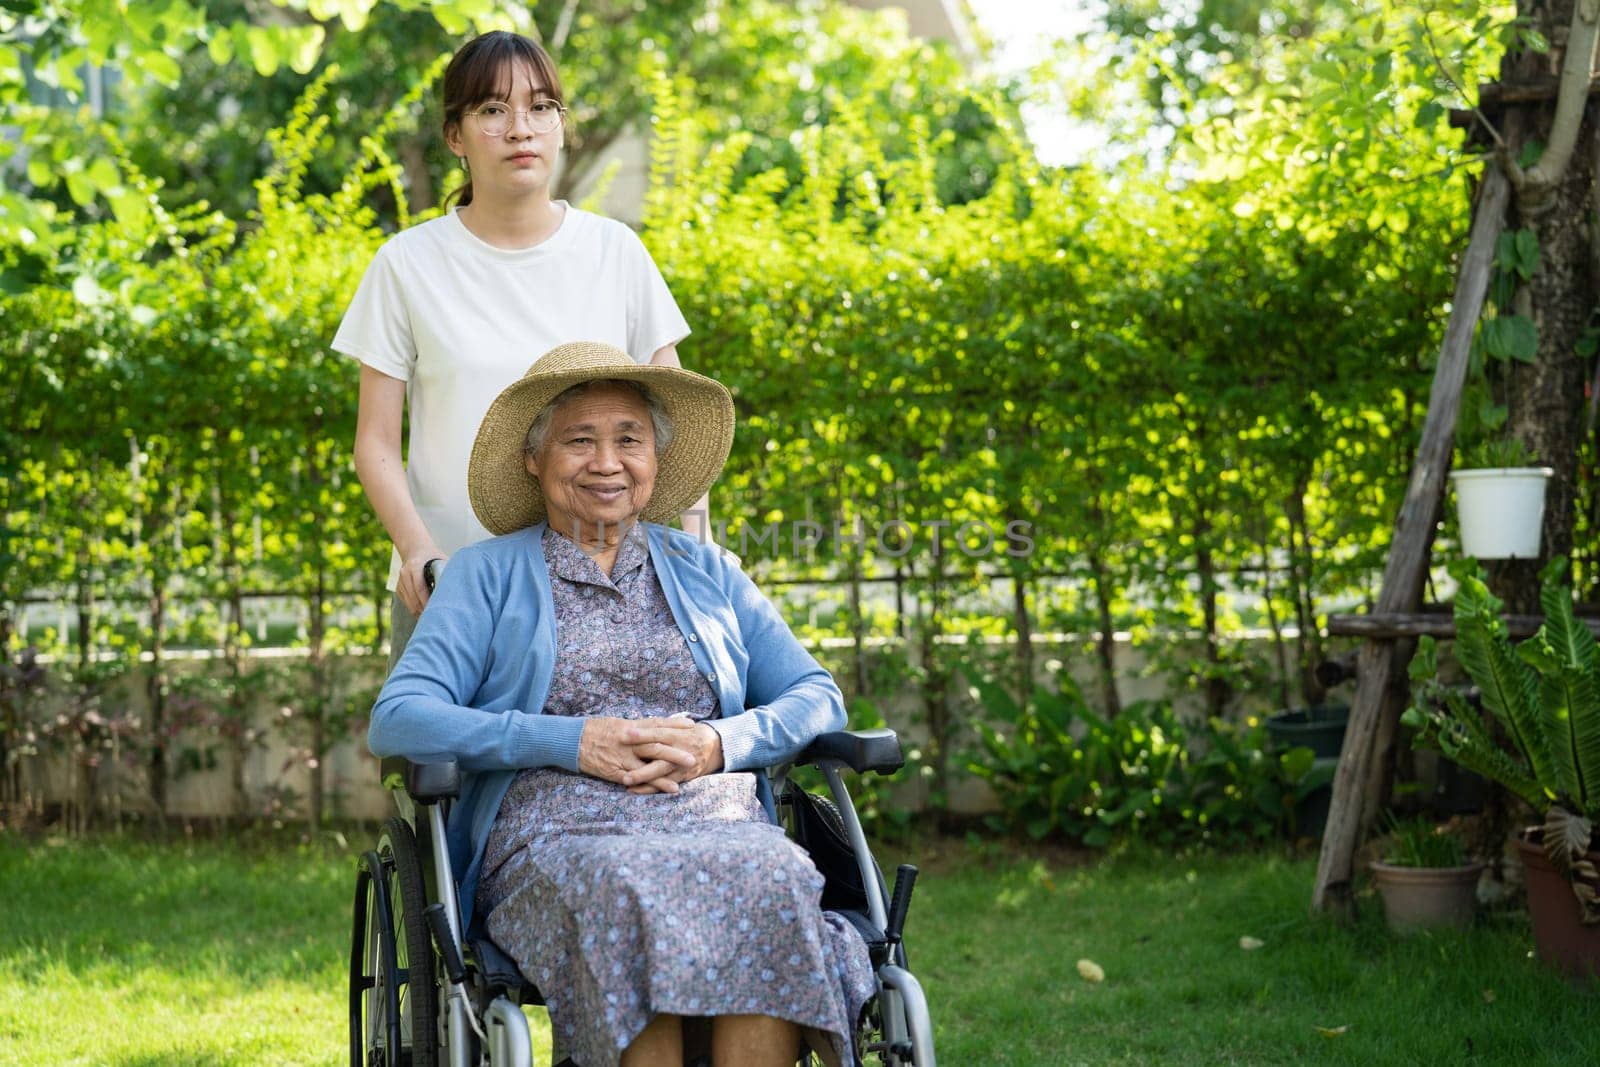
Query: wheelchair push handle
[
  {"left": 885, "top": 863, "right": 918, "bottom": 945},
  {"left": 425, "top": 902, "right": 468, "bottom": 985}
]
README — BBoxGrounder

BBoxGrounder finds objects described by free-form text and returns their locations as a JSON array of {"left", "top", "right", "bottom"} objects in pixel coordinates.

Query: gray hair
[{"left": 522, "top": 379, "right": 674, "bottom": 459}]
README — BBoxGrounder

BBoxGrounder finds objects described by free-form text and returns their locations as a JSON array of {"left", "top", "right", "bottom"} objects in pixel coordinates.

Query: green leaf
[
  {"left": 85, "top": 156, "right": 119, "bottom": 191},
  {"left": 1513, "top": 228, "right": 1540, "bottom": 277},
  {"left": 106, "top": 188, "right": 151, "bottom": 235},
  {"left": 1482, "top": 314, "right": 1538, "bottom": 363},
  {"left": 1477, "top": 397, "right": 1508, "bottom": 431},
  {"left": 1454, "top": 574, "right": 1556, "bottom": 791},
  {"left": 1410, "top": 635, "right": 1438, "bottom": 682},
  {"left": 1278, "top": 745, "right": 1315, "bottom": 781},
  {"left": 1532, "top": 568, "right": 1600, "bottom": 812},
  {"left": 245, "top": 27, "right": 280, "bottom": 77},
  {"left": 206, "top": 30, "right": 233, "bottom": 66},
  {"left": 284, "top": 26, "right": 326, "bottom": 76},
  {"left": 1494, "top": 229, "right": 1539, "bottom": 280},
  {"left": 1576, "top": 329, "right": 1599, "bottom": 358},
  {"left": 305, "top": 0, "right": 374, "bottom": 31},
  {"left": 1371, "top": 54, "right": 1391, "bottom": 90},
  {"left": 64, "top": 169, "right": 95, "bottom": 206}
]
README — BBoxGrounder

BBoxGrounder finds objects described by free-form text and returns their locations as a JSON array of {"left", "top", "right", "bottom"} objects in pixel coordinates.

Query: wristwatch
[{"left": 423, "top": 558, "right": 444, "bottom": 593}]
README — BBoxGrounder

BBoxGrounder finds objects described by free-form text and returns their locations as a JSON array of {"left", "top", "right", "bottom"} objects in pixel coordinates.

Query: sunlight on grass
[
  {"left": 0, "top": 834, "right": 556, "bottom": 1066},
  {"left": 915, "top": 847, "right": 1600, "bottom": 1065},
  {"left": 5, "top": 834, "right": 1600, "bottom": 1064}
]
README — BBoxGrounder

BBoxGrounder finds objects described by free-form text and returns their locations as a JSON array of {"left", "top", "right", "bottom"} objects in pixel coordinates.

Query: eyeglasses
[{"left": 466, "top": 99, "right": 567, "bottom": 137}]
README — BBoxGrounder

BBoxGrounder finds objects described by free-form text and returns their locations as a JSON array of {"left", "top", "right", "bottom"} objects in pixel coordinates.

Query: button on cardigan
[{"left": 368, "top": 522, "right": 847, "bottom": 934}]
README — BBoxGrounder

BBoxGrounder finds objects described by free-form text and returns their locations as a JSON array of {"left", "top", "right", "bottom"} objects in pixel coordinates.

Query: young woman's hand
[{"left": 398, "top": 549, "right": 448, "bottom": 615}]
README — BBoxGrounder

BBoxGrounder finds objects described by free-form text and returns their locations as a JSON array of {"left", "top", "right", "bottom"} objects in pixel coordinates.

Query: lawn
[{"left": 2, "top": 831, "right": 1597, "bottom": 1065}]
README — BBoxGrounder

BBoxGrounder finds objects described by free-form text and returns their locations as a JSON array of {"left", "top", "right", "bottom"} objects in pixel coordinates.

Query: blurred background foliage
[{"left": 0, "top": 0, "right": 1526, "bottom": 841}]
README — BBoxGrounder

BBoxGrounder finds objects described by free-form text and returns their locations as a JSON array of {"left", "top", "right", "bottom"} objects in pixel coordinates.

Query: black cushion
[
  {"left": 796, "top": 728, "right": 903, "bottom": 775},
  {"left": 379, "top": 756, "right": 460, "bottom": 802}
]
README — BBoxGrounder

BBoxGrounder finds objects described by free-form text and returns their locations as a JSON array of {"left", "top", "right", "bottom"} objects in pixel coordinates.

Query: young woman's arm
[
  {"left": 354, "top": 364, "right": 445, "bottom": 613},
  {"left": 650, "top": 343, "right": 714, "bottom": 540}
]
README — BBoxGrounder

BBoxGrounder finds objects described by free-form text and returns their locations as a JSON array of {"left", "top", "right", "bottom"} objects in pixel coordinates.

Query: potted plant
[
  {"left": 1403, "top": 561, "right": 1600, "bottom": 977},
  {"left": 1370, "top": 813, "right": 1483, "bottom": 933},
  {"left": 1449, "top": 438, "right": 1553, "bottom": 560}
]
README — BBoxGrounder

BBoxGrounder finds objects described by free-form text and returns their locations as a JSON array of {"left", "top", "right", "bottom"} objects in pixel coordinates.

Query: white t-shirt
[{"left": 332, "top": 203, "right": 690, "bottom": 587}]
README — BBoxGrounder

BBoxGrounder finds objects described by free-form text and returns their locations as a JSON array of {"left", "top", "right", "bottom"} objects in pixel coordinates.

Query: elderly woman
[{"left": 368, "top": 341, "right": 873, "bottom": 1067}]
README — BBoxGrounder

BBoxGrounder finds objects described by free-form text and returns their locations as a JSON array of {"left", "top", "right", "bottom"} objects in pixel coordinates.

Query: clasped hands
[{"left": 578, "top": 715, "right": 724, "bottom": 795}]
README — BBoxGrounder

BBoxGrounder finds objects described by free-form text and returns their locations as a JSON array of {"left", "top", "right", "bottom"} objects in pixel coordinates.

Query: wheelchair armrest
[
  {"left": 379, "top": 756, "right": 460, "bottom": 803},
  {"left": 795, "top": 728, "right": 904, "bottom": 775}
]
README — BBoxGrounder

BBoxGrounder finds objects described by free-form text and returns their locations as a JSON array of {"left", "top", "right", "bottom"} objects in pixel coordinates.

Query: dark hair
[{"left": 441, "top": 31, "right": 565, "bottom": 208}]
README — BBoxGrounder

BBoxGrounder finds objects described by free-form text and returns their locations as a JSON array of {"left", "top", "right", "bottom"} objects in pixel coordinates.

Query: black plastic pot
[
  {"left": 1433, "top": 757, "right": 1488, "bottom": 815},
  {"left": 1266, "top": 704, "right": 1350, "bottom": 840},
  {"left": 1265, "top": 704, "right": 1350, "bottom": 760}
]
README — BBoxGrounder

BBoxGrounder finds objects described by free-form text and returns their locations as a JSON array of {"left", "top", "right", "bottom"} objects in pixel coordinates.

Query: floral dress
[{"left": 478, "top": 527, "right": 874, "bottom": 1066}]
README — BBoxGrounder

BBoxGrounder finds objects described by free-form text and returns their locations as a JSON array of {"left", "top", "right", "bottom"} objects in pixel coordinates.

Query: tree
[
  {"left": 105, "top": 0, "right": 1017, "bottom": 236},
  {"left": 1477, "top": 0, "right": 1599, "bottom": 608},
  {"left": 1311, "top": 0, "right": 1600, "bottom": 912},
  {"left": 0, "top": 0, "right": 523, "bottom": 253}
]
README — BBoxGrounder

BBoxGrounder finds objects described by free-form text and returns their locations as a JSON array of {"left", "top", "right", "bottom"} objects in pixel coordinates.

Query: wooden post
[
  {"left": 1311, "top": 164, "right": 1511, "bottom": 914},
  {"left": 1325, "top": 611, "right": 1600, "bottom": 638}
]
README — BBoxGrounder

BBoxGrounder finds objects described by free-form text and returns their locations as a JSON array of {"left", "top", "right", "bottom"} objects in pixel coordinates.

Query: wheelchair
[{"left": 349, "top": 727, "right": 936, "bottom": 1067}]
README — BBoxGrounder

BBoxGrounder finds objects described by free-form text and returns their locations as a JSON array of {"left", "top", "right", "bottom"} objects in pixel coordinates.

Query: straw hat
[{"left": 468, "top": 341, "right": 734, "bottom": 535}]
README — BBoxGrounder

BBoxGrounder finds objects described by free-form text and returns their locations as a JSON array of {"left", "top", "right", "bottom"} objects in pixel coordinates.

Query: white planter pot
[{"left": 1450, "top": 466, "right": 1553, "bottom": 559}]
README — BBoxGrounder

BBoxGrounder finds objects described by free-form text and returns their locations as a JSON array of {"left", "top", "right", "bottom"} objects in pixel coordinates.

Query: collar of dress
[{"left": 540, "top": 522, "right": 650, "bottom": 590}]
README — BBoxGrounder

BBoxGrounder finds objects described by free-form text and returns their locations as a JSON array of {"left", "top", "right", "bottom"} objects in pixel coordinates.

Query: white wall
[{"left": 12, "top": 630, "right": 1319, "bottom": 824}]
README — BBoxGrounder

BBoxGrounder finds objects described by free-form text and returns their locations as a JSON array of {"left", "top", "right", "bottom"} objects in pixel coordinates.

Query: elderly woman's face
[{"left": 525, "top": 383, "right": 658, "bottom": 534}]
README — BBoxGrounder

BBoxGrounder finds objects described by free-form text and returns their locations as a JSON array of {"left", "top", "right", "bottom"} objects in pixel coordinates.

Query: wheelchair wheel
[{"left": 351, "top": 817, "right": 439, "bottom": 1066}]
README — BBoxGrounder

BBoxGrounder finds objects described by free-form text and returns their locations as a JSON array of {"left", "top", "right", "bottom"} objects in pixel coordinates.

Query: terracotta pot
[
  {"left": 1370, "top": 860, "right": 1483, "bottom": 933},
  {"left": 1515, "top": 830, "right": 1600, "bottom": 979}
]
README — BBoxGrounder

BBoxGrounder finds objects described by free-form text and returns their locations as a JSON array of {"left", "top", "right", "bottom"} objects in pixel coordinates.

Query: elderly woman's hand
[
  {"left": 575, "top": 716, "right": 723, "bottom": 794},
  {"left": 623, "top": 717, "right": 724, "bottom": 795},
  {"left": 578, "top": 717, "right": 720, "bottom": 793}
]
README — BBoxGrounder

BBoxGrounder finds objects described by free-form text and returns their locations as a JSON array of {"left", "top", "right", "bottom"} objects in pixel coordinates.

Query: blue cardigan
[{"left": 368, "top": 522, "right": 847, "bottom": 934}]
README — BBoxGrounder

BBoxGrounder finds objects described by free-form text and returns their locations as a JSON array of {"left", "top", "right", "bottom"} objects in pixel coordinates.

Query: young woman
[{"left": 335, "top": 31, "right": 697, "bottom": 660}]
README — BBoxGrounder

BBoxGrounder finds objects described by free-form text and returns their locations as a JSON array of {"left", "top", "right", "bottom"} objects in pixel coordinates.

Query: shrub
[{"left": 965, "top": 668, "right": 1320, "bottom": 848}]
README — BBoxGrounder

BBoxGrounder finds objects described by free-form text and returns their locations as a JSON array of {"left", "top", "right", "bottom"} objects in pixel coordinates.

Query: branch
[
  {"left": 1423, "top": 11, "right": 1507, "bottom": 154},
  {"left": 551, "top": 0, "right": 581, "bottom": 57},
  {"left": 1521, "top": 0, "right": 1600, "bottom": 206},
  {"left": 245, "top": 0, "right": 309, "bottom": 28}
]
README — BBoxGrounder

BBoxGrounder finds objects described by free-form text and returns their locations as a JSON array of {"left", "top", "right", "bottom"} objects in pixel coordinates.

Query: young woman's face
[{"left": 446, "top": 60, "right": 564, "bottom": 199}]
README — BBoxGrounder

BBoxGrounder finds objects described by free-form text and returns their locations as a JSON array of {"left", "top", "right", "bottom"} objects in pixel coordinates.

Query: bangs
[{"left": 445, "top": 32, "right": 564, "bottom": 113}]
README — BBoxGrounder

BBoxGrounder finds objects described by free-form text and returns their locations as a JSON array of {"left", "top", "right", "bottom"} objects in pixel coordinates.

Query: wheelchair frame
[{"left": 349, "top": 727, "right": 935, "bottom": 1067}]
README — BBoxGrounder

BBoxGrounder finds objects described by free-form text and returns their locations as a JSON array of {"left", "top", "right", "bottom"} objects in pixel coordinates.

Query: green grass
[
  {"left": 2, "top": 832, "right": 1598, "bottom": 1065},
  {"left": 915, "top": 841, "right": 1600, "bottom": 1065}
]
